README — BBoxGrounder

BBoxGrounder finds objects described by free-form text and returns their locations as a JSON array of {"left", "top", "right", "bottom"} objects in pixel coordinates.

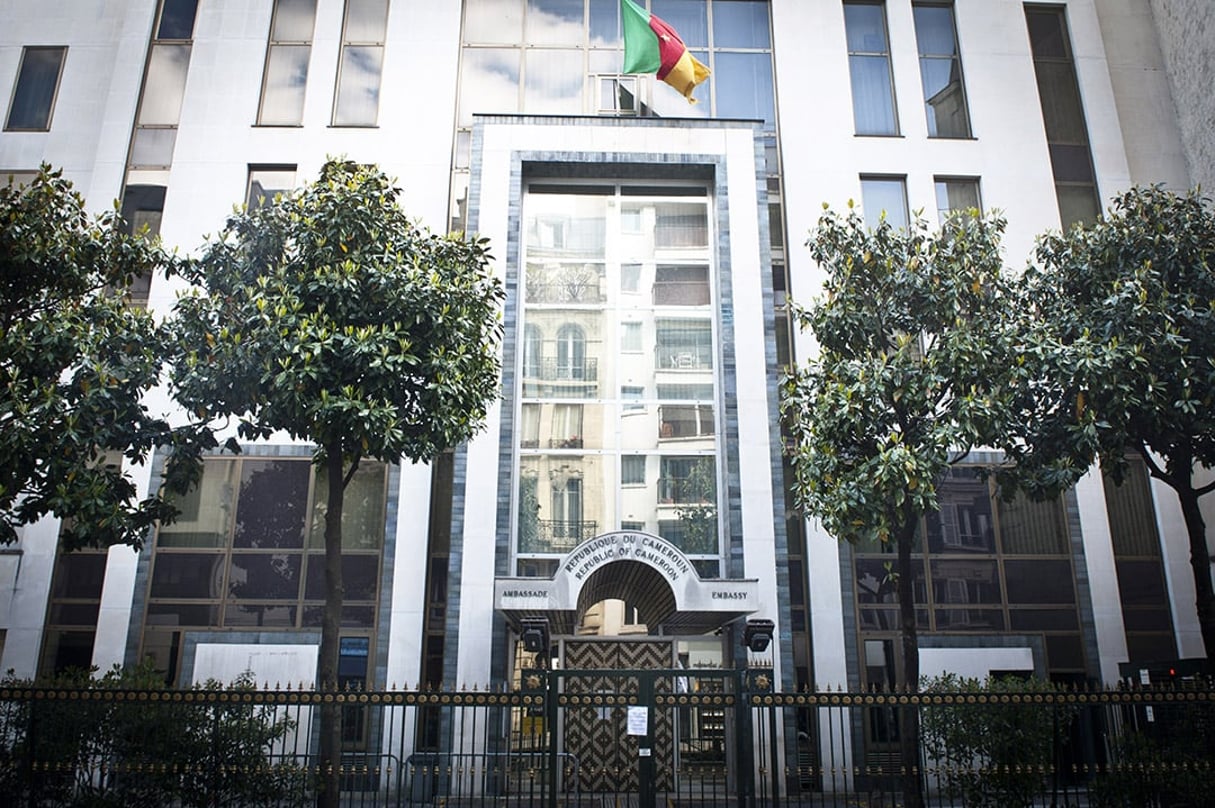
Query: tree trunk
[
  {"left": 1176, "top": 486, "right": 1215, "bottom": 659},
  {"left": 316, "top": 448, "right": 346, "bottom": 808},
  {"left": 895, "top": 517, "right": 924, "bottom": 808}
]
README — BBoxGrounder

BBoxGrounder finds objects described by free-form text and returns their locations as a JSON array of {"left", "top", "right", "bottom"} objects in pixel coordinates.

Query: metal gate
[{"left": 520, "top": 639, "right": 770, "bottom": 808}]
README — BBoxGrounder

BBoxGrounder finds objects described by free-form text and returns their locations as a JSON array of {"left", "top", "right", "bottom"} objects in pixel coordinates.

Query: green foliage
[
  {"left": 170, "top": 159, "right": 505, "bottom": 467},
  {"left": 169, "top": 158, "right": 504, "bottom": 806},
  {"left": 1089, "top": 698, "right": 1214, "bottom": 808},
  {"left": 1018, "top": 186, "right": 1215, "bottom": 655},
  {"left": 0, "top": 166, "right": 209, "bottom": 550},
  {"left": 781, "top": 206, "right": 1025, "bottom": 550},
  {"left": 675, "top": 458, "right": 717, "bottom": 554},
  {"left": 782, "top": 206, "right": 1033, "bottom": 808},
  {"left": 0, "top": 662, "right": 307, "bottom": 807},
  {"left": 921, "top": 673, "right": 1074, "bottom": 808},
  {"left": 1014, "top": 185, "right": 1215, "bottom": 488}
]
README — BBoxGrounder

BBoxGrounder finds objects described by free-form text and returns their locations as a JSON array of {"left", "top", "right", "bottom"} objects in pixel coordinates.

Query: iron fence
[{"left": 1, "top": 676, "right": 1211, "bottom": 807}]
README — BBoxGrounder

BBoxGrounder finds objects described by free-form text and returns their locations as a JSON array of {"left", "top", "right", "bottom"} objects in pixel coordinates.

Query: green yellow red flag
[{"left": 621, "top": 0, "right": 710, "bottom": 103}]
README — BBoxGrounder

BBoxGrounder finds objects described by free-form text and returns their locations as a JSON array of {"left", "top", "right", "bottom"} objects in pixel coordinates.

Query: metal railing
[{"left": 1, "top": 676, "right": 1212, "bottom": 807}]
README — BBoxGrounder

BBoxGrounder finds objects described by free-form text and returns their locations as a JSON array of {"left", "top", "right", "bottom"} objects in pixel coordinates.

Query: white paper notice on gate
[{"left": 626, "top": 706, "right": 648, "bottom": 736}]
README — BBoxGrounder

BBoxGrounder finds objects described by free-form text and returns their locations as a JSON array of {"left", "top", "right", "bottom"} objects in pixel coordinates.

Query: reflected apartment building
[{"left": 1, "top": 0, "right": 1211, "bottom": 743}]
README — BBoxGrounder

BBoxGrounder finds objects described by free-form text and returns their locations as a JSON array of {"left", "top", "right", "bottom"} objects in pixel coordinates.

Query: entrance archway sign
[{"left": 495, "top": 531, "right": 759, "bottom": 634}]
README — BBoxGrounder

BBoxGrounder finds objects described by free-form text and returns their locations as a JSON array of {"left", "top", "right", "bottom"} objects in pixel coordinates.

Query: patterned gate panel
[{"left": 561, "top": 640, "right": 675, "bottom": 794}]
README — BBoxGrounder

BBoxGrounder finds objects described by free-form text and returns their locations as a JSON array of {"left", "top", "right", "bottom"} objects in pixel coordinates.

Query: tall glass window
[
  {"left": 854, "top": 467, "right": 1087, "bottom": 677},
  {"left": 934, "top": 176, "right": 980, "bottom": 222},
  {"left": 515, "top": 184, "right": 720, "bottom": 569},
  {"left": 141, "top": 457, "right": 387, "bottom": 683},
  {"left": 129, "top": 0, "right": 198, "bottom": 169},
  {"left": 259, "top": 0, "right": 318, "bottom": 125},
  {"left": 453, "top": 1, "right": 778, "bottom": 232},
  {"left": 860, "top": 176, "right": 908, "bottom": 229},
  {"left": 844, "top": 1, "right": 898, "bottom": 135},
  {"left": 5, "top": 46, "right": 67, "bottom": 131},
  {"left": 333, "top": 0, "right": 389, "bottom": 126},
  {"left": 1103, "top": 460, "right": 1177, "bottom": 663},
  {"left": 246, "top": 165, "right": 298, "bottom": 209},
  {"left": 913, "top": 2, "right": 970, "bottom": 138},
  {"left": 1025, "top": 4, "right": 1100, "bottom": 228}
]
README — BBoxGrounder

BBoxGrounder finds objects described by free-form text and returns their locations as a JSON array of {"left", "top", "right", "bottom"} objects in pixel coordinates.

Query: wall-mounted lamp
[
  {"left": 520, "top": 617, "right": 550, "bottom": 654},
  {"left": 743, "top": 619, "right": 775, "bottom": 653}
]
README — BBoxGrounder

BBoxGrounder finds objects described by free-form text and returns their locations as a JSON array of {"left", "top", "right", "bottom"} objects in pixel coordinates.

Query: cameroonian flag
[{"left": 621, "top": 0, "right": 710, "bottom": 103}]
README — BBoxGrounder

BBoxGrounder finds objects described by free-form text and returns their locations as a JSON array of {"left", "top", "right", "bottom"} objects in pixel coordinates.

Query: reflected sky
[
  {"left": 272, "top": 0, "right": 318, "bottom": 41},
  {"left": 527, "top": 0, "right": 584, "bottom": 44},
  {"left": 344, "top": 0, "right": 389, "bottom": 41},
  {"left": 139, "top": 44, "right": 191, "bottom": 125},
  {"left": 460, "top": 48, "right": 522, "bottom": 126},
  {"left": 458, "top": 1, "right": 772, "bottom": 123},
  {"left": 260, "top": 45, "right": 310, "bottom": 125},
  {"left": 524, "top": 49, "right": 585, "bottom": 113},
  {"left": 334, "top": 46, "right": 383, "bottom": 125},
  {"left": 651, "top": 0, "right": 708, "bottom": 47}
]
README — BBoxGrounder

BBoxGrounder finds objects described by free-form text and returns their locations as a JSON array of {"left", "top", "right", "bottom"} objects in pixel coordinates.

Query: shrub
[
  {"left": 920, "top": 673, "right": 1073, "bottom": 808},
  {"left": 0, "top": 662, "right": 307, "bottom": 807}
]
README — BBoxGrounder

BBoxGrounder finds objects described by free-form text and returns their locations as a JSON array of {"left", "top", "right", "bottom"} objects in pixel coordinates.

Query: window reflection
[
  {"left": 272, "top": 0, "right": 318, "bottom": 39},
  {"left": 144, "top": 457, "right": 387, "bottom": 663},
  {"left": 853, "top": 466, "right": 1085, "bottom": 673},
  {"left": 457, "top": 0, "right": 773, "bottom": 123},
  {"left": 247, "top": 166, "right": 297, "bottom": 209},
  {"left": 651, "top": 0, "right": 709, "bottom": 47},
  {"left": 260, "top": 46, "right": 311, "bottom": 124},
  {"left": 344, "top": 0, "right": 390, "bottom": 41},
  {"left": 464, "top": 0, "right": 525, "bottom": 44},
  {"left": 333, "top": 0, "right": 388, "bottom": 126},
  {"left": 925, "top": 469, "right": 994, "bottom": 553},
  {"left": 934, "top": 177, "right": 981, "bottom": 223},
  {"left": 233, "top": 460, "right": 309, "bottom": 549},
  {"left": 524, "top": 49, "right": 585, "bottom": 114},
  {"left": 712, "top": 0, "right": 770, "bottom": 48},
  {"left": 712, "top": 52, "right": 774, "bottom": 127},
  {"left": 526, "top": 0, "right": 585, "bottom": 45},
  {"left": 588, "top": 0, "right": 622, "bottom": 45},
  {"left": 517, "top": 187, "right": 719, "bottom": 560},
  {"left": 860, "top": 177, "right": 908, "bottom": 230},
  {"left": 913, "top": 3, "right": 971, "bottom": 138},
  {"left": 844, "top": 1, "right": 898, "bottom": 135},
  {"left": 259, "top": 0, "right": 317, "bottom": 126},
  {"left": 138, "top": 44, "right": 192, "bottom": 125},
  {"left": 459, "top": 49, "right": 522, "bottom": 127},
  {"left": 334, "top": 46, "right": 385, "bottom": 125}
]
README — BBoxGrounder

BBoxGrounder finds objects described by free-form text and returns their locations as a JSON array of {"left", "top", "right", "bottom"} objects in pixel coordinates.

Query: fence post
[
  {"left": 25, "top": 697, "right": 36, "bottom": 808},
  {"left": 211, "top": 700, "right": 221, "bottom": 808},
  {"left": 638, "top": 672, "right": 656, "bottom": 808},
  {"left": 735, "top": 669, "right": 753, "bottom": 808},
  {"left": 545, "top": 670, "right": 559, "bottom": 808}
]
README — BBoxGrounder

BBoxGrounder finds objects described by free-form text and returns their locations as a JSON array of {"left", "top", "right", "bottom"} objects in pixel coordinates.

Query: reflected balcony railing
[
  {"left": 655, "top": 351, "right": 711, "bottom": 371},
  {"left": 525, "top": 279, "right": 607, "bottom": 305},
  {"left": 657, "top": 477, "right": 715, "bottom": 506},
  {"left": 520, "top": 358, "right": 599, "bottom": 383},
  {"left": 518, "top": 519, "right": 599, "bottom": 553}
]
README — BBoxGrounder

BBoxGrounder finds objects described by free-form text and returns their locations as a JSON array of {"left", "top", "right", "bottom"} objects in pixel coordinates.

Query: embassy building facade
[{"left": 1, "top": 0, "right": 1213, "bottom": 765}]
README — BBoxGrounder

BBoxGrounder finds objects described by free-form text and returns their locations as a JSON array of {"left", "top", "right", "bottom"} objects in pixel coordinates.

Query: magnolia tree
[
  {"left": 781, "top": 206, "right": 1031, "bottom": 808},
  {"left": 1017, "top": 186, "right": 1215, "bottom": 658},
  {"left": 0, "top": 166, "right": 206, "bottom": 551},
  {"left": 170, "top": 160, "right": 504, "bottom": 807}
]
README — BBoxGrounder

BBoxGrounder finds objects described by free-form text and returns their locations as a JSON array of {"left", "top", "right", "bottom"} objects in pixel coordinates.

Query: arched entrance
[
  {"left": 494, "top": 530, "right": 760, "bottom": 636},
  {"left": 495, "top": 532, "right": 761, "bottom": 798}
]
